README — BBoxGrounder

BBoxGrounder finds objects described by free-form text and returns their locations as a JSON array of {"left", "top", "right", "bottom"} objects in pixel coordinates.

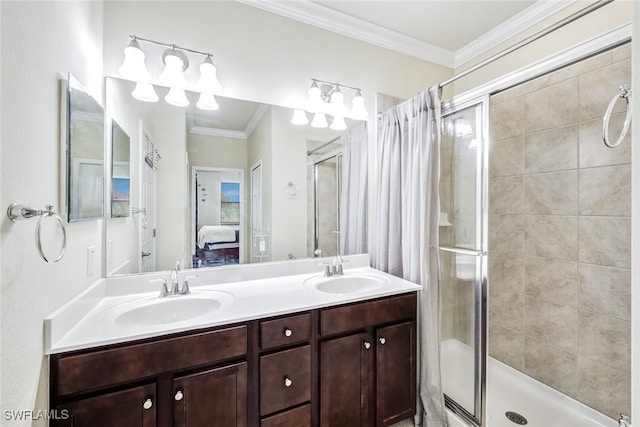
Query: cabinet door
[
  {"left": 54, "top": 383, "right": 156, "bottom": 427},
  {"left": 173, "top": 362, "right": 247, "bottom": 427},
  {"left": 320, "top": 332, "right": 372, "bottom": 427},
  {"left": 376, "top": 321, "right": 416, "bottom": 426}
]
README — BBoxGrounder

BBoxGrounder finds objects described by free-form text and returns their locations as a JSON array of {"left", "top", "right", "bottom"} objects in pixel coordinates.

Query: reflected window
[{"left": 220, "top": 182, "right": 240, "bottom": 225}]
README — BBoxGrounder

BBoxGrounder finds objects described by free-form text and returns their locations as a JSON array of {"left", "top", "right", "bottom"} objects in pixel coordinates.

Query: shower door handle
[{"left": 439, "top": 246, "right": 486, "bottom": 256}]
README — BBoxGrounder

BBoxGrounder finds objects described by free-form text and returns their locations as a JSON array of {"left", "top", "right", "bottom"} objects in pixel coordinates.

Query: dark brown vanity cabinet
[
  {"left": 319, "top": 293, "right": 417, "bottom": 427},
  {"left": 50, "top": 292, "right": 417, "bottom": 427},
  {"left": 50, "top": 325, "right": 248, "bottom": 427}
]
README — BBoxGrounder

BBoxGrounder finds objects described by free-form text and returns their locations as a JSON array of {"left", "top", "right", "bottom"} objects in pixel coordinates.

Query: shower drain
[{"left": 505, "top": 411, "right": 528, "bottom": 425}]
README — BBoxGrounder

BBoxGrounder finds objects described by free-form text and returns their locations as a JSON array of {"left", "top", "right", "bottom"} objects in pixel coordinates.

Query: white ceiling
[{"left": 238, "top": 0, "right": 575, "bottom": 67}]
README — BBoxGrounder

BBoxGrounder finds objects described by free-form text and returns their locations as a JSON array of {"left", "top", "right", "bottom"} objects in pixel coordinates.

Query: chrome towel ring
[
  {"left": 603, "top": 84, "right": 632, "bottom": 148},
  {"left": 6, "top": 203, "right": 67, "bottom": 263}
]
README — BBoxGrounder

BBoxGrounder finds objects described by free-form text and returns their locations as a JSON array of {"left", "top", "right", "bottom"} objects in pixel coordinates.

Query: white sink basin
[
  {"left": 113, "top": 292, "right": 234, "bottom": 327},
  {"left": 304, "top": 274, "right": 387, "bottom": 294}
]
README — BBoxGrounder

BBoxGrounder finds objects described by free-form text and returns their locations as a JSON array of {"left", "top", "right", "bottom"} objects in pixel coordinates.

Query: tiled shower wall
[{"left": 488, "top": 44, "right": 631, "bottom": 419}]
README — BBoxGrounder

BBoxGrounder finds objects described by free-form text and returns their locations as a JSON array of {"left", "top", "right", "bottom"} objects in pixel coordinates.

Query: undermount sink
[
  {"left": 113, "top": 291, "right": 234, "bottom": 327},
  {"left": 304, "top": 274, "right": 387, "bottom": 294}
]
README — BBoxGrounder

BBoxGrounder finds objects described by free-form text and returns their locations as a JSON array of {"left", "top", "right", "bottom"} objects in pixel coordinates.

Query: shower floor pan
[{"left": 441, "top": 339, "right": 617, "bottom": 427}]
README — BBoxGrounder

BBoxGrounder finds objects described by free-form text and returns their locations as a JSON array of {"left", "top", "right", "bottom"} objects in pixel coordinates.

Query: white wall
[
  {"left": 0, "top": 1, "right": 104, "bottom": 424},
  {"left": 452, "top": 1, "right": 632, "bottom": 95}
]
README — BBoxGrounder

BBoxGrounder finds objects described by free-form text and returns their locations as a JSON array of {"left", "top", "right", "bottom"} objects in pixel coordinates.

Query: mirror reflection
[
  {"left": 111, "top": 120, "right": 131, "bottom": 218},
  {"left": 105, "top": 77, "right": 368, "bottom": 276},
  {"left": 66, "top": 75, "right": 105, "bottom": 222}
]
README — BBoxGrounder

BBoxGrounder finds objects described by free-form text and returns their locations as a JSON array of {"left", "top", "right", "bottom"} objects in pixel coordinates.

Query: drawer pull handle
[
  {"left": 175, "top": 390, "right": 184, "bottom": 401},
  {"left": 363, "top": 341, "right": 371, "bottom": 350},
  {"left": 284, "top": 328, "right": 293, "bottom": 337},
  {"left": 284, "top": 376, "right": 293, "bottom": 387},
  {"left": 143, "top": 398, "right": 153, "bottom": 410},
  {"left": 379, "top": 337, "right": 386, "bottom": 345}
]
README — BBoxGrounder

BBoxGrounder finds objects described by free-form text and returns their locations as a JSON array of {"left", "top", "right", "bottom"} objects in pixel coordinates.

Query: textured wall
[{"left": 488, "top": 43, "right": 631, "bottom": 418}]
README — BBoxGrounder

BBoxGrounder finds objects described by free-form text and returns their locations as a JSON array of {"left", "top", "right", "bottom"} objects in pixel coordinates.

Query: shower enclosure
[
  {"left": 439, "top": 41, "right": 631, "bottom": 427},
  {"left": 439, "top": 98, "right": 488, "bottom": 426}
]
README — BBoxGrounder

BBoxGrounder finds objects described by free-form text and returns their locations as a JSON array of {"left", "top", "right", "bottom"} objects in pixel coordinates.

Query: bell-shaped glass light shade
[
  {"left": 197, "top": 56, "right": 222, "bottom": 94},
  {"left": 197, "top": 93, "right": 219, "bottom": 111},
  {"left": 351, "top": 91, "right": 368, "bottom": 120},
  {"left": 330, "top": 87, "right": 346, "bottom": 117},
  {"left": 165, "top": 87, "right": 189, "bottom": 107},
  {"left": 291, "top": 109, "right": 309, "bottom": 125},
  {"left": 132, "top": 82, "right": 159, "bottom": 102},
  {"left": 307, "top": 81, "right": 323, "bottom": 113},
  {"left": 310, "top": 112, "right": 328, "bottom": 128},
  {"left": 118, "top": 39, "right": 150, "bottom": 82},
  {"left": 159, "top": 49, "right": 186, "bottom": 87},
  {"left": 330, "top": 114, "right": 347, "bottom": 131}
]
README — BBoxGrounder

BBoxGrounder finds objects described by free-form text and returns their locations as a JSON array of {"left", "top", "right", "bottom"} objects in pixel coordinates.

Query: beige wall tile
[
  {"left": 490, "top": 292, "right": 524, "bottom": 333},
  {"left": 524, "top": 125, "right": 577, "bottom": 173},
  {"left": 525, "top": 296, "right": 577, "bottom": 353},
  {"left": 612, "top": 43, "right": 631, "bottom": 62},
  {"left": 524, "top": 215, "right": 578, "bottom": 260},
  {"left": 524, "top": 335, "right": 578, "bottom": 397},
  {"left": 489, "top": 325, "right": 524, "bottom": 370},
  {"left": 577, "top": 357, "right": 631, "bottom": 419},
  {"left": 525, "top": 171, "right": 577, "bottom": 215},
  {"left": 547, "top": 50, "right": 611, "bottom": 85},
  {"left": 578, "top": 311, "right": 631, "bottom": 373},
  {"left": 489, "top": 250, "right": 524, "bottom": 295},
  {"left": 489, "top": 136, "right": 524, "bottom": 177},
  {"left": 525, "top": 78, "right": 579, "bottom": 133},
  {"left": 491, "top": 97, "right": 525, "bottom": 140},
  {"left": 578, "top": 263, "right": 631, "bottom": 321},
  {"left": 490, "top": 176, "right": 523, "bottom": 214},
  {"left": 578, "top": 216, "right": 631, "bottom": 268},
  {"left": 525, "top": 256, "right": 577, "bottom": 306},
  {"left": 489, "top": 214, "right": 524, "bottom": 253},
  {"left": 579, "top": 164, "right": 631, "bottom": 216},
  {"left": 578, "top": 58, "right": 632, "bottom": 121},
  {"left": 500, "top": 75, "right": 550, "bottom": 101},
  {"left": 579, "top": 114, "right": 632, "bottom": 168}
]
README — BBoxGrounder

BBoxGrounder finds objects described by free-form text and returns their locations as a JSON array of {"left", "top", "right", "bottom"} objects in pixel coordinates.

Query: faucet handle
[
  {"left": 150, "top": 279, "right": 169, "bottom": 297},
  {"left": 319, "top": 262, "right": 332, "bottom": 277},
  {"left": 181, "top": 275, "right": 198, "bottom": 295}
]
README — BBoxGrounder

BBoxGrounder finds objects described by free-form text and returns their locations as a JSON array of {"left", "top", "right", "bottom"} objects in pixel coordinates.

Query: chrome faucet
[
  {"left": 151, "top": 260, "right": 196, "bottom": 297},
  {"left": 319, "top": 256, "right": 347, "bottom": 277},
  {"left": 170, "top": 260, "right": 181, "bottom": 294}
]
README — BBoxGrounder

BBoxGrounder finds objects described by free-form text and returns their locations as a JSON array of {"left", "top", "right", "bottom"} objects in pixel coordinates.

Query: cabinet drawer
[
  {"left": 260, "top": 345, "right": 311, "bottom": 416},
  {"left": 260, "top": 313, "right": 310, "bottom": 350},
  {"left": 320, "top": 292, "right": 417, "bottom": 336},
  {"left": 54, "top": 325, "right": 247, "bottom": 397},
  {"left": 260, "top": 404, "right": 311, "bottom": 427}
]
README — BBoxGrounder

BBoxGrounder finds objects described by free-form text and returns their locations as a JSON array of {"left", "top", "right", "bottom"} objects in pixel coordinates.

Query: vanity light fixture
[
  {"left": 118, "top": 35, "right": 223, "bottom": 110},
  {"left": 291, "top": 78, "right": 368, "bottom": 127}
]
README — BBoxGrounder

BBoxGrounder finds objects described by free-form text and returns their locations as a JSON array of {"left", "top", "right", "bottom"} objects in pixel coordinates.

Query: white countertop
[{"left": 45, "top": 255, "right": 421, "bottom": 354}]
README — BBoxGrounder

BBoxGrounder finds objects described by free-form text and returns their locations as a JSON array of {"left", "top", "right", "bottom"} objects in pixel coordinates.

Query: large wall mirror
[
  {"left": 105, "top": 77, "right": 368, "bottom": 276},
  {"left": 65, "top": 75, "right": 105, "bottom": 222}
]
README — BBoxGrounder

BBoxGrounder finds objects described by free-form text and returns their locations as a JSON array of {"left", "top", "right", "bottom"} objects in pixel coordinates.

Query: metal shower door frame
[{"left": 439, "top": 94, "right": 489, "bottom": 427}]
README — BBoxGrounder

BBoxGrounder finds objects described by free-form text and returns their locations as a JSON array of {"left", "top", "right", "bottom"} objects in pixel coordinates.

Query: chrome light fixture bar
[
  {"left": 118, "top": 35, "right": 222, "bottom": 110},
  {"left": 292, "top": 78, "right": 368, "bottom": 129}
]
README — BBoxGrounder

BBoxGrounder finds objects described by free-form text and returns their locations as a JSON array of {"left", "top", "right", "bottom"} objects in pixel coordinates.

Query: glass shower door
[{"left": 439, "top": 98, "right": 488, "bottom": 426}]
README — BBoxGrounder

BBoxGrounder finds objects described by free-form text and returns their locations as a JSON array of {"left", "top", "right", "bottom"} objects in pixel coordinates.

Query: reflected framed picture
[{"left": 111, "top": 177, "right": 130, "bottom": 218}]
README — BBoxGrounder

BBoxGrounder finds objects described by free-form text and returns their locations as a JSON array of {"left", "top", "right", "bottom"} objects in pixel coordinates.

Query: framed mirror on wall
[
  {"left": 63, "top": 74, "right": 105, "bottom": 222},
  {"left": 104, "top": 76, "right": 368, "bottom": 277}
]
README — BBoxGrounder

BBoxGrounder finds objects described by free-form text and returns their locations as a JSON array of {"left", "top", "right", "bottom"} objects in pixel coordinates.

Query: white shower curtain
[
  {"left": 340, "top": 122, "right": 368, "bottom": 255},
  {"left": 372, "top": 86, "right": 447, "bottom": 426}
]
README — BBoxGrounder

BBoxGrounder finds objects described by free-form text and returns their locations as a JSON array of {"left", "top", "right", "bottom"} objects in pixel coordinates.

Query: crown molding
[
  {"left": 454, "top": 0, "right": 577, "bottom": 68},
  {"left": 236, "top": 0, "right": 454, "bottom": 67},
  {"left": 190, "top": 126, "right": 247, "bottom": 139},
  {"left": 244, "top": 104, "right": 269, "bottom": 138}
]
